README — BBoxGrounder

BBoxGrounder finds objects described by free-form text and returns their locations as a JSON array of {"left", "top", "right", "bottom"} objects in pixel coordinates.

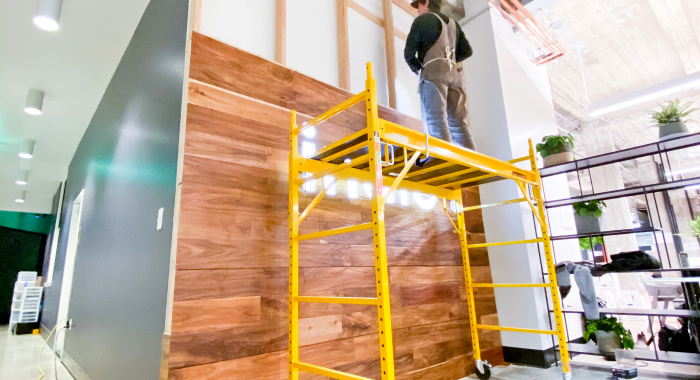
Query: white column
[{"left": 461, "top": 1, "right": 581, "bottom": 354}]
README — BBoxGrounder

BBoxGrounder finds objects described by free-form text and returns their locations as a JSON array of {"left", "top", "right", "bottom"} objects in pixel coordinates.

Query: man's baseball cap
[{"left": 411, "top": 0, "right": 442, "bottom": 9}]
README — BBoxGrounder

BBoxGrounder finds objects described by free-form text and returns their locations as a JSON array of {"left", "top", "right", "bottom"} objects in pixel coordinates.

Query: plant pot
[
  {"left": 574, "top": 213, "right": 603, "bottom": 235},
  {"left": 543, "top": 151, "right": 574, "bottom": 167},
  {"left": 542, "top": 143, "right": 574, "bottom": 167},
  {"left": 659, "top": 121, "right": 689, "bottom": 141},
  {"left": 596, "top": 330, "right": 622, "bottom": 361}
]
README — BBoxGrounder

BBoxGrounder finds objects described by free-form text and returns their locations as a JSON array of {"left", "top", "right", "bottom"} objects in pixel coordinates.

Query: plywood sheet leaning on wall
[{"left": 168, "top": 32, "right": 504, "bottom": 380}]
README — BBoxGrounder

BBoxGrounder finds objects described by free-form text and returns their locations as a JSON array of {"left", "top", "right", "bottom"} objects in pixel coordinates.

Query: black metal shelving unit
[{"left": 537, "top": 132, "right": 700, "bottom": 366}]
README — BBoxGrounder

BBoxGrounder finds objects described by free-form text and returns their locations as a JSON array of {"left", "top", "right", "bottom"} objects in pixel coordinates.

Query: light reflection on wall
[
  {"left": 298, "top": 139, "right": 447, "bottom": 211},
  {"left": 301, "top": 176, "right": 445, "bottom": 210},
  {"left": 347, "top": 179, "right": 359, "bottom": 199},
  {"left": 323, "top": 175, "right": 336, "bottom": 195},
  {"left": 413, "top": 192, "right": 438, "bottom": 210}
]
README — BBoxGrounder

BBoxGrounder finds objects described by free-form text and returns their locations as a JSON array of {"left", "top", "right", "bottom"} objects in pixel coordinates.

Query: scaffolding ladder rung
[
  {"left": 462, "top": 197, "right": 530, "bottom": 211},
  {"left": 294, "top": 361, "right": 373, "bottom": 380},
  {"left": 295, "top": 222, "right": 372, "bottom": 241},
  {"left": 466, "top": 238, "right": 544, "bottom": 248},
  {"left": 476, "top": 324, "right": 558, "bottom": 335},
  {"left": 295, "top": 296, "right": 378, "bottom": 305},
  {"left": 472, "top": 283, "right": 551, "bottom": 288}
]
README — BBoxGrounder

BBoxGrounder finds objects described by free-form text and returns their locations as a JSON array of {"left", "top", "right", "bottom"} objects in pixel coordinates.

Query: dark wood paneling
[
  {"left": 170, "top": 34, "right": 503, "bottom": 379},
  {"left": 189, "top": 32, "right": 422, "bottom": 132}
]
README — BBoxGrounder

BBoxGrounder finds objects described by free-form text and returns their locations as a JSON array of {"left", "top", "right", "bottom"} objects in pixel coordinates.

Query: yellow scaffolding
[{"left": 289, "top": 63, "right": 571, "bottom": 380}]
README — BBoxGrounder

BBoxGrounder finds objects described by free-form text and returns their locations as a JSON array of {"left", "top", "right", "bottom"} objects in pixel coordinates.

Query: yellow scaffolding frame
[{"left": 289, "top": 63, "right": 571, "bottom": 380}]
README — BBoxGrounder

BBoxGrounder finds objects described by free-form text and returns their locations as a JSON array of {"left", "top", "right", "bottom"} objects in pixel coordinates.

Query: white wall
[
  {"left": 198, "top": 0, "right": 422, "bottom": 115},
  {"left": 287, "top": 0, "right": 339, "bottom": 87},
  {"left": 200, "top": 0, "right": 276, "bottom": 61},
  {"left": 348, "top": 8, "right": 390, "bottom": 106},
  {"left": 462, "top": 7, "right": 581, "bottom": 351}
]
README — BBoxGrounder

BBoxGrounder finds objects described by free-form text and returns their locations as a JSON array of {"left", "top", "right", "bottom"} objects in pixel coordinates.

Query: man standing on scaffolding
[{"left": 406, "top": 0, "right": 476, "bottom": 166}]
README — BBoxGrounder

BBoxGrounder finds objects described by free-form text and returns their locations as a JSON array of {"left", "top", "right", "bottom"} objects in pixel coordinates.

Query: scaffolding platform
[
  {"left": 298, "top": 109, "right": 538, "bottom": 203},
  {"left": 288, "top": 63, "right": 571, "bottom": 380}
]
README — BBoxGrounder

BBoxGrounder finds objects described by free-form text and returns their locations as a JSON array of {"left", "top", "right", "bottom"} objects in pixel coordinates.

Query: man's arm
[
  {"left": 455, "top": 24, "right": 473, "bottom": 62},
  {"left": 404, "top": 14, "right": 441, "bottom": 74},
  {"left": 404, "top": 18, "right": 425, "bottom": 74}
]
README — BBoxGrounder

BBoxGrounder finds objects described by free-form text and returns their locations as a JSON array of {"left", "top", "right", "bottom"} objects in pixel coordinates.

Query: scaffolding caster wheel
[{"left": 475, "top": 360, "right": 491, "bottom": 380}]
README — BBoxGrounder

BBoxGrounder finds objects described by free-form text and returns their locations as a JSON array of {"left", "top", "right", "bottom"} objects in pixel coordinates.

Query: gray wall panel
[{"left": 40, "top": 0, "right": 188, "bottom": 378}]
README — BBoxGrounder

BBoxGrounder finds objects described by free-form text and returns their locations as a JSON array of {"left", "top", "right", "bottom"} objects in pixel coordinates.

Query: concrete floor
[
  {"left": 462, "top": 363, "right": 696, "bottom": 380},
  {"left": 0, "top": 325, "right": 73, "bottom": 380},
  {"left": 2, "top": 323, "right": 696, "bottom": 380}
]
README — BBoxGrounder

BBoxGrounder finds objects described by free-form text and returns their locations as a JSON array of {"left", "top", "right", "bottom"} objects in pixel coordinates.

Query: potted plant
[
  {"left": 579, "top": 236, "right": 604, "bottom": 251},
  {"left": 572, "top": 200, "right": 606, "bottom": 234},
  {"left": 583, "top": 316, "right": 635, "bottom": 360},
  {"left": 536, "top": 133, "right": 574, "bottom": 167},
  {"left": 677, "top": 215, "right": 700, "bottom": 237},
  {"left": 648, "top": 98, "right": 698, "bottom": 141}
]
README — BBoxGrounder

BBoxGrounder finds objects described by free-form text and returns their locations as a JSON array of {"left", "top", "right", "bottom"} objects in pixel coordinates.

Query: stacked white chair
[{"left": 9, "top": 271, "right": 42, "bottom": 330}]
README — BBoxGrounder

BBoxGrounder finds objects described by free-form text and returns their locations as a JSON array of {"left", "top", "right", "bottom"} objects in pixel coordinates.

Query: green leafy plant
[
  {"left": 572, "top": 200, "right": 607, "bottom": 218},
  {"left": 648, "top": 99, "right": 698, "bottom": 125},
  {"left": 676, "top": 215, "right": 700, "bottom": 237},
  {"left": 536, "top": 134, "right": 574, "bottom": 158},
  {"left": 583, "top": 317, "right": 635, "bottom": 350},
  {"left": 579, "top": 236, "right": 604, "bottom": 251}
]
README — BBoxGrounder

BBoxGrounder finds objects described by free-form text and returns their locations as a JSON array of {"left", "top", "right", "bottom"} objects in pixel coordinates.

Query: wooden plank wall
[{"left": 168, "top": 32, "right": 504, "bottom": 380}]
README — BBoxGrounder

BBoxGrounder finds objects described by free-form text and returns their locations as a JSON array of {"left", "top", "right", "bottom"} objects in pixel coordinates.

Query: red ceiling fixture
[{"left": 487, "top": 0, "right": 565, "bottom": 65}]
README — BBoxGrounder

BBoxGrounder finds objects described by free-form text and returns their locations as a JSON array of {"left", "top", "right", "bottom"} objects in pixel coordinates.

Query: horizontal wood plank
[
  {"left": 170, "top": 34, "right": 502, "bottom": 378},
  {"left": 171, "top": 297, "right": 262, "bottom": 334}
]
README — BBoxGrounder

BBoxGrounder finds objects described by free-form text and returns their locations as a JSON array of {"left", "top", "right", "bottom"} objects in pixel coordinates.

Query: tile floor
[{"left": 0, "top": 325, "right": 73, "bottom": 380}]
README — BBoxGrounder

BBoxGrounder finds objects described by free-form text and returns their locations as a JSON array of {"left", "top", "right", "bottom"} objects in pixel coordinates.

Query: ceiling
[
  {"left": 544, "top": 0, "right": 700, "bottom": 155},
  {"left": 0, "top": 0, "right": 150, "bottom": 214}
]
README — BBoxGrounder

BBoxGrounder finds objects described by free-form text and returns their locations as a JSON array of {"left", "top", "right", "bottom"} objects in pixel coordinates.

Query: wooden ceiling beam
[
  {"left": 347, "top": 0, "right": 409, "bottom": 41},
  {"left": 393, "top": 0, "right": 418, "bottom": 17}
]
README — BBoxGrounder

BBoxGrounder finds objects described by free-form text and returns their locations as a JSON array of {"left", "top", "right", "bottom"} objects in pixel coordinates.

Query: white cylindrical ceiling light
[
  {"left": 24, "top": 89, "right": 45, "bottom": 115},
  {"left": 33, "top": 0, "right": 63, "bottom": 32},
  {"left": 15, "top": 190, "right": 26, "bottom": 204},
  {"left": 19, "top": 139, "right": 35, "bottom": 159},
  {"left": 16, "top": 170, "right": 29, "bottom": 186}
]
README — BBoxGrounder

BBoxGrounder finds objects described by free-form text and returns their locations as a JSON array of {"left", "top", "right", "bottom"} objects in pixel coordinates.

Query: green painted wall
[
  {"left": 0, "top": 211, "right": 53, "bottom": 235},
  {"left": 0, "top": 227, "right": 46, "bottom": 323}
]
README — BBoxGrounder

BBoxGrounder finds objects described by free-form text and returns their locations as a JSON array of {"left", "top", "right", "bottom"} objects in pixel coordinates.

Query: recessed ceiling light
[
  {"left": 19, "top": 139, "right": 35, "bottom": 159},
  {"left": 16, "top": 170, "right": 29, "bottom": 186},
  {"left": 344, "top": 158, "right": 352, "bottom": 163},
  {"left": 24, "top": 89, "right": 44, "bottom": 115},
  {"left": 33, "top": 0, "right": 63, "bottom": 32},
  {"left": 15, "top": 190, "right": 26, "bottom": 204}
]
